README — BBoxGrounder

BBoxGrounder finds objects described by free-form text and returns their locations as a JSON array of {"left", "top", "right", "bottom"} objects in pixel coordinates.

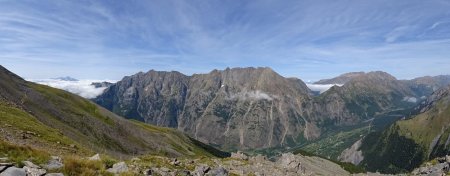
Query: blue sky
[{"left": 1, "top": 0, "right": 450, "bottom": 81}]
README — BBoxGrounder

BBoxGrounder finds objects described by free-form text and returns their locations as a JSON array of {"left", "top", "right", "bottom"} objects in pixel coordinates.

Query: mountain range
[{"left": 94, "top": 67, "right": 450, "bottom": 152}]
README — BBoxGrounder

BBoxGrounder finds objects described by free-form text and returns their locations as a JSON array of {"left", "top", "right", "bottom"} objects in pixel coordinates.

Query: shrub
[{"left": 62, "top": 155, "right": 112, "bottom": 176}]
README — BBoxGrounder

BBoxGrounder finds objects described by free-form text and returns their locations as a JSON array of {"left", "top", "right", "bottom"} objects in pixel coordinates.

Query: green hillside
[{"left": 0, "top": 65, "right": 229, "bottom": 160}]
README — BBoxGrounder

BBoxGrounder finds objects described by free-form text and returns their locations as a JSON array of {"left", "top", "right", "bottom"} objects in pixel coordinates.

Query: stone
[
  {"left": 0, "top": 166, "right": 6, "bottom": 172},
  {"left": 170, "top": 158, "right": 181, "bottom": 166},
  {"left": 0, "top": 167, "right": 26, "bottom": 176},
  {"left": 152, "top": 167, "right": 171, "bottom": 176},
  {"left": 106, "top": 161, "right": 128, "bottom": 174},
  {"left": 249, "top": 154, "right": 267, "bottom": 163},
  {"left": 23, "top": 166, "right": 46, "bottom": 176},
  {"left": 277, "top": 153, "right": 304, "bottom": 173},
  {"left": 43, "top": 156, "right": 63, "bottom": 170},
  {"left": 88, "top": 154, "right": 101, "bottom": 161},
  {"left": 45, "top": 173, "right": 64, "bottom": 176},
  {"left": 230, "top": 151, "right": 248, "bottom": 161},
  {"left": 22, "top": 161, "right": 40, "bottom": 168},
  {"left": 193, "top": 165, "right": 210, "bottom": 176},
  {"left": 143, "top": 169, "right": 152, "bottom": 175},
  {"left": 206, "top": 166, "right": 228, "bottom": 176},
  {"left": 446, "top": 155, "right": 450, "bottom": 163},
  {"left": 176, "top": 170, "right": 191, "bottom": 176}
]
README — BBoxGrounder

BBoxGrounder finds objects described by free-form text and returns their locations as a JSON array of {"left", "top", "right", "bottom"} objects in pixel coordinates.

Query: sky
[{"left": 1, "top": 0, "right": 450, "bottom": 81}]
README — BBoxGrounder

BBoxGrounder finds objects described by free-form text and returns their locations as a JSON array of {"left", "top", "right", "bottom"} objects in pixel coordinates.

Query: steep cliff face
[
  {"left": 95, "top": 67, "right": 313, "bottom": 150},
  {"left": 94, "top": 68, "right": 418, "bottom": 150}
]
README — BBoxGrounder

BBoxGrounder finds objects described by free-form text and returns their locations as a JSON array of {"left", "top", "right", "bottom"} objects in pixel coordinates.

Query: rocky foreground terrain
[
  {"left": 3, "top": 151, "right": 450, "bottom": 176},
  {"left": 0, "top": 151, "right": 350, "bottom": 176}
]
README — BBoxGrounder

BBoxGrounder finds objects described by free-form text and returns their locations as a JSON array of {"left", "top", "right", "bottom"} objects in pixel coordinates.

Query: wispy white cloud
[{"left": 1, "top": 0, "right": 449, "bottom": 80}]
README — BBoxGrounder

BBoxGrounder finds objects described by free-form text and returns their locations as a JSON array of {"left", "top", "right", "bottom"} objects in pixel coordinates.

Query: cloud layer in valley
[
  {"left": 306, "top": 84, "right": 343, "bottom": 94},
  {"left": 29, "top": 79, "right": 116, "bottom": 99}
]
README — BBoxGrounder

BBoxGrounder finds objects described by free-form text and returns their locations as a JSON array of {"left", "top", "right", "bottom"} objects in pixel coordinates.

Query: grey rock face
[
  {"left": 95, "top": 68, "right": 313, "bottom": 149},
  {"left": 0, "top": 167, "right": 26, "bottom": 176},
  {"left": 95, "top": 68, "right": 418, "bottom": 150},
  {"left": 106, "top": 162, "right": 129, "bottom": 174},
  {"left": 338, "top": 138, "right": 364, "bottom": 165}
]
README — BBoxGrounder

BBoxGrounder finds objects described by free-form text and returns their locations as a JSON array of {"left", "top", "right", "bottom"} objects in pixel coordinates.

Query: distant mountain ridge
[
  {"left": 314, "top": 72, "right": 366, "bottom": 84},
  {"left": 94, "top": 67, "right": 424, "bottom": 151}
]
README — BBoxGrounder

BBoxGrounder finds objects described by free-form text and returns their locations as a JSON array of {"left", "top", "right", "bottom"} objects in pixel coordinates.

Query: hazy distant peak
[
  {"left": 52, "top": 76, "right": 78, "bottom": 81},
  {"left": 314, "top": 71, "right": 366, "bottom": 84}
]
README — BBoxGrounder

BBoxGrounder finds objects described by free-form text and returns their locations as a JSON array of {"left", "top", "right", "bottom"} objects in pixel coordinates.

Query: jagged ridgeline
[
  {"left": 359, "top": 86, "right": 450, "bottom": 173},
  {"left": 94, "top": 67, "right": 422, "bottom": 151},
  {"left": 0, "top": 65, "right": 229, "bottom": 159}
]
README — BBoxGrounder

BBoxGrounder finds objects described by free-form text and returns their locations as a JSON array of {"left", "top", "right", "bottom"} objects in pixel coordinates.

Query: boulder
[
  {"left": 43, "top": 156, "right": 63, "bottom": 170},
  {"left": 0, "top": 167, "right": 26, "bottom": 176},
  {"left": 22, "top": 161, "right": 40, "bottom": 168},
  {"left": 23, "top": 166, "right": 46, "bottom": 176},
  {"left": 206, "top": 166, "right": 228, "bottom": 176},
  {"left": 170, "top": 158, "right": 181, "bottom": 166},
  {"left": 277, "top": 153, "right": 304, "bottom": 173},
  {"left": 230, "top": 151, "right": 248, "bottom": 160},
  {"left": 193, "top": 165, "right": 210, "bottom": 176},
  {"left": 0, "top": 166, "right": 7, "bottom": 172},
  {"left": 106, "top": 161, "right": 128, "bottom": 174}
]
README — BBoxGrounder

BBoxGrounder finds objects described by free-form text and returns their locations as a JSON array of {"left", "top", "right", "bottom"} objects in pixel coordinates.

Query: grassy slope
[{"left": 0, "top": 66, "right": 228, "bottom": 160}]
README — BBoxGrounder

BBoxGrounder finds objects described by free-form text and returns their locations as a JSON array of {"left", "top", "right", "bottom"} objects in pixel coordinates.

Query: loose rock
[
  {"left": 44, "top": 156, "right": 63, "bottom": 170},
  {"left": 106, "top": 161, "right": 128, "bottom": 174},
  {"left": 23, "top": 166, "right": 46, "bottom": 176},
  {"left": 22, "top": 161, "right": 40, "bottom": 168},
  {"left": 88, "top": 154, "right": 101, "bottom": 161},
  {"left": 0, "top": 167, "right": 26, "bottom": 176},
  {"left": 230, "top": 151, "right": 248, "bottom": 161},
  {"left": 206, "top": 166, "right": 228, "bottom": 176},
  {"left": 193, "top": 165, "right": 210, "bottom": 176}
]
